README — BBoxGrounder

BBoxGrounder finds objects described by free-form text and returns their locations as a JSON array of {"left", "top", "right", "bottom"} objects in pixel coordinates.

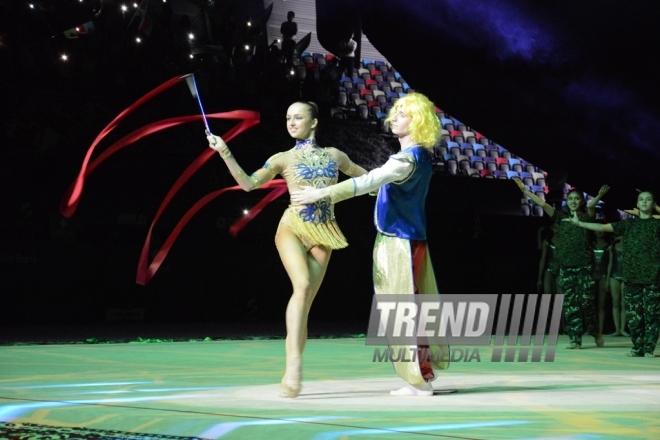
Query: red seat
[
  {"left": 359, "top": 88, "right": 371, "bottom": 96},
  {"left": 495, "top": 157, "right": 509, "bottom": 165}
]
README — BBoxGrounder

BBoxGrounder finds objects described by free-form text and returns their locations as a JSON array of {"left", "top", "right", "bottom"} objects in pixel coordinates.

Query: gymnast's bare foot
[
  {"left": 390, "top": 382, "right": 433, "bottom": 396},
  {"left": 279, "top": 356, "right": 302, "bottom": 398}
]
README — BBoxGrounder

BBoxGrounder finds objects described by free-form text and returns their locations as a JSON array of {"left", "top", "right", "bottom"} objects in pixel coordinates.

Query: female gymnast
[{"left": 207, "top": 101, "right": 367, "bottom": 397}]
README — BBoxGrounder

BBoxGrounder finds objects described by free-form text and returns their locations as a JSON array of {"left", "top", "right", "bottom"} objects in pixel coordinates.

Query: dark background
[{"left": 1, "top": 0, "right": 657, "bottom": 340}]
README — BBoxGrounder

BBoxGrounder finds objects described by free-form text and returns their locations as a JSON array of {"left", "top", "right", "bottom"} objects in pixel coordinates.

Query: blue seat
[
  {"left": 470, "top": 156, "right": 483, "bottom": 164},
  {"left": 506, "top": 171, "right": 520, "bottom": 179},
  {"left": 443, "top": 153, "right": 456, "bottom": 161},
  {"left": 394, "top": 71, "right": 402, "bottom": 80},
  {"left": 440, "top": 117, "right": 453, "bottom": 127},
  {"left": 508, "top": 158, "right": 521, "bottom": 166},
  {"left": 472, "top": 144, "right": 484, "bottom": 151},
  {"left": 362, "top": 58, "right": 374, "bottom": 66},
  {"left": 375, "top": 60, "right": 386, "bottom": 66},
  {"left": 519, "top": 171, "right": 532, "bottom": 179}
]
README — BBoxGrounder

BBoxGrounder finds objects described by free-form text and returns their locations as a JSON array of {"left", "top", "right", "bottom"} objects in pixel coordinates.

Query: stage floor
[{"left": 1, "top": 334, "right": 658, "bottom": 439}]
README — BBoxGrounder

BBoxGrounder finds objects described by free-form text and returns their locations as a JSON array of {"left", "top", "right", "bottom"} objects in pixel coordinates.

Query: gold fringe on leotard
[{"left": 280, "top": 207, "right": 348, "bottom": 250}]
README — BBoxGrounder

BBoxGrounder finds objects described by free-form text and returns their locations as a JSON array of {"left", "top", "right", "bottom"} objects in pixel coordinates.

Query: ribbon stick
[
  {"left": 182, "top": 73, "right": 212, "bottom": 134},
  {"left": 58, "top": 76, "right": 289, "bottom": 286}
]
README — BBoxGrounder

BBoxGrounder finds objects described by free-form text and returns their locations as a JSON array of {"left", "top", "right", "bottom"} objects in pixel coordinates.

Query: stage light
[
  {"left": 189, "top": 54, "right": 194, "bottom": 59},
  {"left": 136, "top": 37, "right": 141, "bottom": 43},
  {"left": 247, "top": 21, "right": 252, "bottom": 27},
  {"left": 133, "top": 2, "right": 138, "bottom": 8},
  {"left": 243, "top": 209, "right": 249, "bottom": 215},
  {"left": 121, "top": 5, "right": 127, "bottom": 11},
  {"left": 244, "top": 45, "right": 249, "bottom": 50},
  {"left": 29, "top": 3, "right": 34, "bottom": 8},
  {"left": 61, "top": 54, "right": 68, "bottom": 61},
  {"left": 290, "top": 69, "right": 295, "bottom": 75}
]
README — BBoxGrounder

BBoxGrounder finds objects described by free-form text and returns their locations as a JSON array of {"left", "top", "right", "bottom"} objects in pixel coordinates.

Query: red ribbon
[
  {"left": 60, "top": 75, "right": 184, "bottom": 218},
  {"left": 136, "top": 179, "right": 288, "bottom": 285},
  {"left": 60, "top": 74, "right": 289, "bottom": 286}
]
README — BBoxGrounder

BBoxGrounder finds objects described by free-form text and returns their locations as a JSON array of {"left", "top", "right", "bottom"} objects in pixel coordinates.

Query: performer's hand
[
  {"left": 513, "top": 178, "right": 525, "bottom": 192},
  {"left": 207, "top": 132, "right": 231, "bottom": 158},
  {"left": 290, "top": 186, "right": 329, "bottom": 205},
  {"left": 597, "top": 184, "right": 610, "bottom": 198},
  {"left": 562, "top": 211, "right": 580, "bottom": 225}
]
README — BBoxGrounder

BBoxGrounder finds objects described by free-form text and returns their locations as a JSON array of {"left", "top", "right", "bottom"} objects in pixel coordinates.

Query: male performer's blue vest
[{"left": 375, "top": 145, "right": 433, "bottom": 240}]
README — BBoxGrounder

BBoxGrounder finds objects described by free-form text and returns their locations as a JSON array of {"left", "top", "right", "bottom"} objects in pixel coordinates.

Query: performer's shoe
[
  {"left": 644, "top": 353, "right": 655, "bottom": 358},
  {"left": 609, "top": 332, "right": 622, "bottom": 336},
  {"left": 566, "top": 342, "right": 581, "bottom": 349},
  {"left": 625, "top": 351, "right": 643, "bottom": 357},
  {"left": 279, "top": 356, "right": 302, "bottom": 398},
  {"left": 621, "top": 331, "right": 630, "bottom": 337},
  {"left": 390, "top": 382, "right": 433, "bottom": 397},
  {"left": 595, "top": 334, "right": 605, "bottom": 348}
]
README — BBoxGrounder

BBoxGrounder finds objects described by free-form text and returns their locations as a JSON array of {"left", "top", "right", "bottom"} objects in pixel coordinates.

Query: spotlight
[
  {"left": 189, "top": 33, "right": 194, "bottom": 40},
  {"left": 61, "top": 54, "right": 68, "bottom": 61},
  {"left": 136, "top": 37, "right": 141, "bottom": 43},
  {"left": 121, "top": 5, "right": 127, "bottom": 11},
  {"left": 244, "top": 45, "right": 249, "bottom": 50},
  {"left": 243, "top": 209, "right": 249, "bottom": 215},
  {"left": 189, "top": 54, "right": 194, "bottom": 59}
]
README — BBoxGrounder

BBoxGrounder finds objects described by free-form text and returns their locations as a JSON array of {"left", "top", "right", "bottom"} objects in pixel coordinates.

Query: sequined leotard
[{"left": 262, "top": 139, "right": 356, "bottom": 250}]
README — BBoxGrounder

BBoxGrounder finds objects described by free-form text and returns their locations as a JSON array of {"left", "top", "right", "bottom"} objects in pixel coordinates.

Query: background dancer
[
  {"left": 291, "top": 92, "right": 450, "bottom": 396},
  {"left": 516, "top": 181, "right": 607, "bottom": 349},
  {"left": 565, "top": 190, "right": 660, "bottom": 358},
  {"left": 592, "top": 230, "right": 612, "bottom": 335},
  {"left": 608, "top": 236, "right": 628, "bottom": 336},
  {"left": 207, "top": 101, "right": 367, "bottom": 397}
]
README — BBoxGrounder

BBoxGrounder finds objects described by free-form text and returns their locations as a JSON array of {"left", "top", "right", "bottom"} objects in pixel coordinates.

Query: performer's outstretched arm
[
  {"left": 290, "top": 156, "right": 412, "bottom": 205},
  {"left": 207, "top": 133, "right": 281, "bottom": 192},
  {"left": 514, "top": 178, "right": 555, "bottom": 217},
  {"left": 587, "top": 184, "right": 610, "bottom": 218},
  {"left": 564, "top": 212, "right": 615, "bottom": 233}
]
